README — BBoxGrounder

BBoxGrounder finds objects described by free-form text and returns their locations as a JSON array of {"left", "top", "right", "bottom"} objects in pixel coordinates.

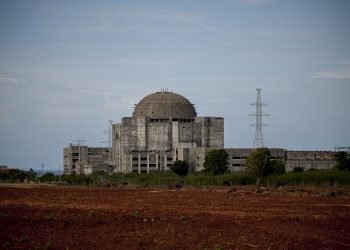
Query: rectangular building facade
[
  {"left": 63, "top": 144, "right": 110, "bottom": 175},
  {"left": 112, "top": 116, "right": 224, "bottom": 173}
]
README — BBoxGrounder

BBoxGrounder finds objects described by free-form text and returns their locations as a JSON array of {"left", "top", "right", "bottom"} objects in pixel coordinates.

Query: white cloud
[
  {"left": 313, "top": 62, "right": 350, "bottom": 79},
  {"left": 0, "top": 74, "right": 20, "bottom": 85},
  {"left": 79, "top": 89, "right": 117, "bottom": 98},
  {"left": 70, "top": 6, "right": 203, "bottom": 33},
  {"left": 236, "top": 0, "right": 275, "bottom": 6}
]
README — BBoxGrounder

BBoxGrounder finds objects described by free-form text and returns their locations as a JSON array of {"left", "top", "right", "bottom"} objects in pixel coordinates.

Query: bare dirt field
[{"left": 1, "top": 184, "right": 350, "bottom": 249}]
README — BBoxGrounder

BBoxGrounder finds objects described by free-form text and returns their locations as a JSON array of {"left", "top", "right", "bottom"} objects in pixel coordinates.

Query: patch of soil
[{"left": 0, "top": 185, "right": 349, "bottom": 249}]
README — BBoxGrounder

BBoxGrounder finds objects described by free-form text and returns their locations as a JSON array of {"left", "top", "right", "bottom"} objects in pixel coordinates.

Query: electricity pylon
[{"left": 249, "top": 88, "right": 269, "bottom": 148}]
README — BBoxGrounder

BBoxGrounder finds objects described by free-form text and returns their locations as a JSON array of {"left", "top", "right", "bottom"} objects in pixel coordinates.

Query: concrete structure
[
  {"left": 285, "top": 151, "right": 336, "bottom": 171},
  {"left": 63, "top": 144, "right": 111, "bottom": 175},
  {"left": 63, "top": 90, "right": 338, "bottom": 175},
  {"left": 113, "top": 90, "right": 224, "bottom": 173}
]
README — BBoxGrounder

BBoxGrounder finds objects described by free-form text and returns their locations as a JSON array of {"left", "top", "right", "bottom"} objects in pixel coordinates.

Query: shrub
[
  {"left": 270, "top": 160, "right": 286, "bottom": 175},
  {"left": 170, "top": 160, "right": 189, "bottom": 178},
  {"left": 292, "top": 167, "right": 304, "bottom": 172},
  {"left": 204, "top": 149, "right": 228, "bottom": 176}
]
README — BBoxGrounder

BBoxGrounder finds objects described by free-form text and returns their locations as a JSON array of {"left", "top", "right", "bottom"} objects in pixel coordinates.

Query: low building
[
  {"left": 285, "top": 151, "right": 335, "bottom": 171},
  {"left": 63, "top": 144, "right": 111, "bottom": 175}
]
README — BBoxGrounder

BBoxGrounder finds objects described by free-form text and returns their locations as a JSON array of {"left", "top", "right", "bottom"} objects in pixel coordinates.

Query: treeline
[
  {"left": 1, "top": 150, "right": 349, "bottom": 187},
  {"left": 0, "top": 168, "right": 37, "bottom": 182},
  {"left": 2, "top": 169, "right": 349, "bottom": 187}
]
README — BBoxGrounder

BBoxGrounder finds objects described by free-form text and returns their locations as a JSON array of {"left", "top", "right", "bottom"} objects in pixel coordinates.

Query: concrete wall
[
  {"left": 113, "top": 116, "right": 224, "bottom": 173},
  {"left": 63, "top": 145, "right": 110, "bottom": 175},
  {"left": 285, "top": 151, "right": 335, "bottom": 171},
  {"left": 194, "top": 117, "right": 224, "bottom": 148}
]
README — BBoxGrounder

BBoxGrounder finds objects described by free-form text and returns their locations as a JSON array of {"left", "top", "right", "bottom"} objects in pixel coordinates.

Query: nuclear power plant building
[
  {"left": 63, "top": 90, "right": 336, "bottom": 175},
  {"left": 112, "top": 90, "right": 224, "bottom": 173}
]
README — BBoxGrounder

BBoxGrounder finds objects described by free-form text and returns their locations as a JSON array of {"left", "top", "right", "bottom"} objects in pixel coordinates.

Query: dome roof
[{"left": 133, "top": 91, "right": 197, "bottom": 119}]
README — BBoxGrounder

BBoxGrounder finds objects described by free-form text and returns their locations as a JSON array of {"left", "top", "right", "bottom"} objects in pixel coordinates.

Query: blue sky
[{"left": 1, "top": 0, "right": 349, "bottom": 171}]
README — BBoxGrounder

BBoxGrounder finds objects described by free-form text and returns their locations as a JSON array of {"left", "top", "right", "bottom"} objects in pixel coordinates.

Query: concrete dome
[{"left": 133, "top": 91, "right": 197, "bottom": 119}]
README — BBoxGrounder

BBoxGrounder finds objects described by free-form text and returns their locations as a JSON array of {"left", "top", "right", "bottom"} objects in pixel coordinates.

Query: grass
[
  {"left": 41, "top": 169, "right": 350, "bottom": 187},
  {"left": 263, "top": 170, "right": 350, "bottom": 186}
]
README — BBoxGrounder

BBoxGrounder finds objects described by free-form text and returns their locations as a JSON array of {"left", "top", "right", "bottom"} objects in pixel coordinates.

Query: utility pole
[
  {"left": 101, "top": 120, "right": 114, "bottom": 166},
  {"left": 108, "top": 120, "right": 114, "bottom": 165},
  {"left": 58, "top": 165, "right": 61, "bottom": 183},
  {"left": 40, "top": 163, "right": 45, "bottom": 177},
  {"left": 249, "top": 88, "right": 269, "bottom": 148}
]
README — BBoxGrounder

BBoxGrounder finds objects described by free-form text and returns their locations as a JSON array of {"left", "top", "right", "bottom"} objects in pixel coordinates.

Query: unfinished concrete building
[
  {"left": 63, "top": 90, "right": 338, "bottom": 175},
  {"left": 112, "top": 90, "right": 224, "bottom": 173},
  {"left": 285, "top": 151, "right": 336, "bottom": 171},
  {"left": 63, "top": 144, "right": 111, "bottom": 175}
]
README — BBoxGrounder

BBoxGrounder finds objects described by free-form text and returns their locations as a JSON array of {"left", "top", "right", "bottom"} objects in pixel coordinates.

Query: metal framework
[
  {"left": 101, "top": 121, "right": 115, "bottom": 166},
  {"left": 249, "top": 88, "right": 269, "bottom": 148}
]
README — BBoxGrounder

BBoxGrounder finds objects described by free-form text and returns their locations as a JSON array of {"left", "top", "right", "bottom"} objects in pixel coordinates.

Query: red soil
[{"left": 0, "top": 184, "right": 349, "bottom": 249}]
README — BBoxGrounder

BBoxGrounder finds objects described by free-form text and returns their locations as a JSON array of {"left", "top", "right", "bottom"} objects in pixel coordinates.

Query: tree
[
  {"left": 26, "top": 168, "right": 37, "bottom": 181},
  {"left": 170, "top": 160, "right": 189, "bottom": 182},
  {"left": 39, "top": 172, "right": 56, "bottom": 183},
  {"left": 245, "top": 147, "right": 271, "bottom": 187},
  {"left": 334, "top": 151, "right": 350, "bottom": 171},
  {"left": 270, "top": 159, "right": 286, "bottom": 175},
  {"left": 203, "top": 149, "right": 228, "bottom": 176},
  {"left": 0, "top": 169, "right": 27, "bottom": 182},
  {"left": 292, "top": 167, "right": 304, "bottom": 172}
]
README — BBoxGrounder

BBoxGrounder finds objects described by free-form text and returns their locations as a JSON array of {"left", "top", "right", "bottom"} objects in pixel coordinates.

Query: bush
[
  {"left": 264, "top": 170, "right": 350, "bottom": 186},
  {"left": 39, "top": 172, "right": 56, "bottom": 183},
  {"left": 204, "top": 149, "right": 228, "bottom": 175},
  {"left": 334, "top": 151, "right": 350, "bottom": 171},
  {"left": 292, "top": 167, "right": 304, "bottom": 172},
  {"left": 0, "top": 169, "right": 28, "bottom": 182},
  {"left": 270, "top": 160, "right": 286, "bottom": 175},
  {"left": 170, "top": 160, "right": 189, "bottom": 178}
]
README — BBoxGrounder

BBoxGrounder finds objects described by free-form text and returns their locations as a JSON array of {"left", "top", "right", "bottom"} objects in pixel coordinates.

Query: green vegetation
[
  {"left": 245, "top": 147, "right": 271, "bottom": 186},
  {"left": 270, "top": 159, "right": 286, "bottom": 175},
  {"left": 263, "top": 170, "right": 350, "bottom": 186},
  {"left": 245, "top": 148, "right": 286, "bottom": 186},
  {"left": 39, "top": 172, "right": 56, "bottom": 182},
  {"left": 170, "top": 160, "right": 189, "bottom": 182},
  {"left": 203, "top": 149, "right": 228, "bottom": 175},
  {"left": 0, "top": 168, "right": 37, "bottom": 182},
  {"left": 334, "top": 151, "right": 350, "bottom": 171},
  {"left": 1, "top": 161, "right": 349, "bottom": 188},
  {"left": 292, "top": 167, "right": 304, "bottom": 172}
]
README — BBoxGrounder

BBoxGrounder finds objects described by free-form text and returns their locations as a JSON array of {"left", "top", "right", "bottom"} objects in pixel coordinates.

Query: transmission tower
[
  {"left": 40, "top": 163, "right": 46, "bottom": 177},
  {"left": 101, "top": 120, "right": 114, "bottom": 165},
  {"left": 249, "top": 88, "right": 269, "bottom": 148},
  {"left": 107, "top": 120, "right": 114, "bottom": 165}
]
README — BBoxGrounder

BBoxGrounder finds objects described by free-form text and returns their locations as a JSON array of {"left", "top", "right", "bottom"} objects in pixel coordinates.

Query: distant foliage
[
  {"left": 27, "top": 168, "right": 38, "bottom": 181},
  {"left": 245, "top": 148, "right": 287, "bottom": 186},
  {"left": 39, "top": 172, "right": 56, "bottom": 182},
  {"left": 170, "top": 160, "right": 189, "bottom": 177},
  {"left": 0, "top": 168, "right": 36, "bottom": 182},
  {"left": 264, "top": 170, "right": 350, "bottom": 186},
  {"left": 292, "top": 167, "right": 304, "bottom": 173},
  {"left": 334, "top": 151, "right": 350, "bottom": 171},
  {"left": 270, "top": 159, "right": 286, "bottom": 175},
  {"left": 245, "top": 148, "right": 271, "bottom": 180},
  {"left": 203, "top": 149, "right": 228, "bottom": 176}
]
